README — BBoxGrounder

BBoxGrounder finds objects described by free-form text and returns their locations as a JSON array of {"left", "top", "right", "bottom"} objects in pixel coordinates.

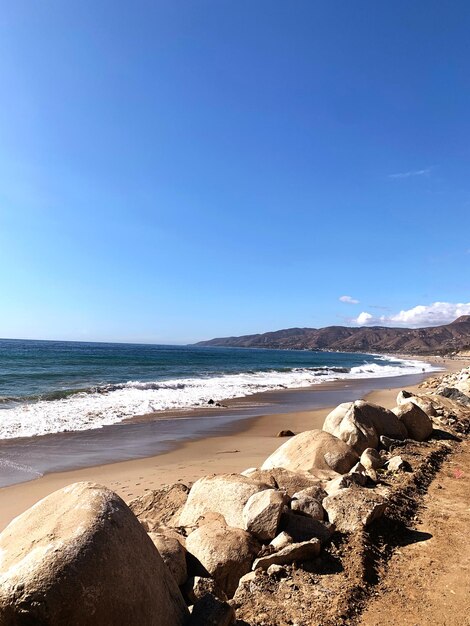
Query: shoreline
[
  {"left": 0, "top": 358, "right": 445, "bottom": 488},
  {"left": 0, "top": 355, "right": 465, "bottom": 531}
]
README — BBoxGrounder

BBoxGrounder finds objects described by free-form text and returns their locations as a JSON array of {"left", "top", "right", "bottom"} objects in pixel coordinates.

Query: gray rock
[
  {"left": 386, "top": 456, "right": 409, "bottom": 472},
  {"left": 252, "top": 539, "right": 321, "bottom": 570},
  {"left": 0, "top": 482, "right": 189, "bottom": 626},
  {"left": 269, "top": 531, "right": 293, "bottom": 551},
  {"left": 280, "top": 510, "right": 334, "bottom": 543},
  {"left": 290, "top": 493, "right": 324, "bottom": 521},
  {"left": 183, "top": 576, "right": 228, "bottom": 604},
  {"left": 242, "top": 488, "right": 287, "bottom": 541},
  {"left": 324, "top": 401, "right": 407, "bottom": 454},
  {"left": 323, "top": 487, "right": 387, "bottom": 532},
  {"left": 396, "top": 391, "right": 437, "bottom": 417},
  {"left": 148, "top": 532, "right": 187, "bottom": 586},
  {"left": 324, "top": 469, "right": 367, "bottom": 496},
  {"left": 188, "top": 593, "right": 236, "bottom": 626},
  {"left": 322, "top": 402, "right": 353, "bottom": 432},
  {"left": 242, "top": 467, "right": 336, "bottom": 496},
  {"left": 393, "top": 402, "right": 433, "bottom": 441},
  {"left": 292, "top": 485, "right": 327, "bottom": 501},
  {"left": 267, "top": 564, "right": 288, "bottom": 578},
  {"left": 178, "top": 474, "right": 270, "bottom": 529},
  {"left": 379, "top": 435, "right": 407, "bottom": 450},
  {"left": 437, "top": 386, "right": 470, "bottom": 407},
  {"left": 360, "top": 448, "right": 384, "bottom": 471},
  {"left": 236, "top": 570, "right": 259, "bottom": 586},
  {"left": 353, "top": 400, "right": 408, "bottom": 440},
  {"left": 185, "top": 523, "right": 260, "bottom": 598},
  {"left": 328, "top": 404, "right": 379, "bottom": 455},
  {"left": 261, "top": 429, "right": 359, "bottom": 475},
  {"left": 359, "top": 447, "right": 384, "bottom": 480}
]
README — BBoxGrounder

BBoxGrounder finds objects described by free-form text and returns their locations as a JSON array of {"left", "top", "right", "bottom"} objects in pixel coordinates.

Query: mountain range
[{"left": 195, "top": 316, "right": 470, "bottom": 355}]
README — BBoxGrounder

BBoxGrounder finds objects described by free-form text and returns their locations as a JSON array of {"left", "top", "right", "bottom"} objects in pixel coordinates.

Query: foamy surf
[{"left": 0, "top": 356, "right": 439, "bottom": 440}]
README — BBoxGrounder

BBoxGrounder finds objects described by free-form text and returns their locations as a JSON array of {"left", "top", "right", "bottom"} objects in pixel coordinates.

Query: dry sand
[{"left": 0, "top": 356, "right": 466, "bottom": 532}]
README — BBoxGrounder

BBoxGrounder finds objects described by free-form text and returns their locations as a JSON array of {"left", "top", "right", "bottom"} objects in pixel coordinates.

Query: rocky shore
[{"left": 0, "top": 367, "right": 469, "bottom": 625}]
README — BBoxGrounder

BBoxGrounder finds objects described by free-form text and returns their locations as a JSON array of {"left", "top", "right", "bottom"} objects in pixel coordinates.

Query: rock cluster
[{"left": 1, "top": 367, "right": 469, "bottom": 624}]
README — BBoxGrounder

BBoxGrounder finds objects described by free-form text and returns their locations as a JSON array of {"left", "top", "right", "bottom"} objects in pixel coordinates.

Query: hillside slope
[{"left": 195, "top": 316, "right": 470, "bottom": 355}]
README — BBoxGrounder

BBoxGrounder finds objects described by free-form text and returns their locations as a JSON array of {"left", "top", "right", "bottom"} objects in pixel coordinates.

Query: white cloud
[
  {"left": 356, "top": 312, "right": 373, "bottom": 325},
  {"left": 339, "top": 295, "right": 359, "bottom": 304},
  {"left": 353, "top": 302, "right": 470, "bottom": 328},
  {"left": 388, "top": 167, "right": 432, "bottom": 179}
]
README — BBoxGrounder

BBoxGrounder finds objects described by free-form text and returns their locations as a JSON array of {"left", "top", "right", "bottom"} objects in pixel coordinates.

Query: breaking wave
[{"left": 0, "top": 356, "right": 438, "bottom": 440}]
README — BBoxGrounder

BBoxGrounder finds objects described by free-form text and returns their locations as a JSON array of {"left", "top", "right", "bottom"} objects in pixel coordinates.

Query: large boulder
[
  {"left": 324, "top": 401, "right": 408, "bottom": 453},
  {"left": 242, "top": 489, "right": 287, "bottom": 541},
  {"left": 353, "top": 400, "right": 408, "bottom": 440},
  {"left": 397, "top": 390, "right": 437, "bottom": 416},
  {"left": 393, "top": 402, "right": 433, "bottom": 441},
  {"left": 324, "top": 404, "right": 379, "bottom": 455},
  {"left": 185, "top": 523, "right": 260, "bottom": 598},
  {"left": 128, "top": 483, "right": 189, "bottom": 530},
  {"left": 322, "top": 487, "right": 387, "bottom": 532},
  {"left": 178, "top": 474, "right": 270, "bottom": 529},
  {"left": 322, "top": 402, "right": 353, "bottom": 433},
  {"left": 148, "top": 532, "right": 187, "bottom": 586},
  {"left": 437, "top": 387, "right": 470, "bottom": 407},
  {"left": 0, "top": 482, "right": 188, "bottom": 626},
  {"left": 261, "top": 429, "right": 358, "bottom": 475}
]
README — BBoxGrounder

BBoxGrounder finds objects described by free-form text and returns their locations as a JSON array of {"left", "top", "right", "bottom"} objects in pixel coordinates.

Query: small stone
[
  {"left": 386, "top": 455, "right": 410, "bottom": 472},
  {"left": 183, "top": 576, "right": 228, "bottom": 604},
  {"left": 267, "top": 564, "right": 288, "bottom": 578},
  {"left": 269, "top": 531, "right": 293, "bottom": 551},
  {"left": 360, "top": 448, "right": 384, "bottom": 471},
  {"left": 252, "top": 539, "right": 321, "bottom": 570},
  {"left": 277, "top": 430, "right": 295, "bottom": 437}
]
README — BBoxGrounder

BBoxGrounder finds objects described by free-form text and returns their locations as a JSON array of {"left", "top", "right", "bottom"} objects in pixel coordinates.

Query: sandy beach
[{"left": 0, "top": 355, "right": 465, "bottom": 532}]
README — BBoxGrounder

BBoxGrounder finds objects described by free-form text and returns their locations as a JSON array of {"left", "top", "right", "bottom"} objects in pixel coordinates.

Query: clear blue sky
[{"left": 1, "top": 1, "right": 469, "bottom": 343}]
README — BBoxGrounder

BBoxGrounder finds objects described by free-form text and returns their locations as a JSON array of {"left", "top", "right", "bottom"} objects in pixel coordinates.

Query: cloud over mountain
[{"left": 353, "top": 302, "right": 470, "bottom": 327}]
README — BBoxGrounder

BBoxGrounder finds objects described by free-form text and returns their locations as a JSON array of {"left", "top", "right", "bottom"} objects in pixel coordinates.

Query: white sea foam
[{"left": 0, "top": 357, "right": 439, "bottom": 440}]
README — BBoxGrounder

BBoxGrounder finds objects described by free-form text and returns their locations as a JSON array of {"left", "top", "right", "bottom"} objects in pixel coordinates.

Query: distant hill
[{"left": 195, "top": 316, "right": 470, "bottom": 355}]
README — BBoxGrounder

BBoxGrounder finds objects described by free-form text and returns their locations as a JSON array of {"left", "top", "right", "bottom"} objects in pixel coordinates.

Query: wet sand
[{"left": 0, "top": 356, "right": 464, "bottom": 531}]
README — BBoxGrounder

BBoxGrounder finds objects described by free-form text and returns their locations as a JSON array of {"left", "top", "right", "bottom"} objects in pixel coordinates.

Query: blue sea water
[{"left": 0, "top": 339, "right": 436, "bottom": 440}]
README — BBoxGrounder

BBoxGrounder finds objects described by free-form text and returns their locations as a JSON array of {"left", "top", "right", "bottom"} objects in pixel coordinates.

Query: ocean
[{"left": 0, "top": 338, "right": 437, "bottom": 441}]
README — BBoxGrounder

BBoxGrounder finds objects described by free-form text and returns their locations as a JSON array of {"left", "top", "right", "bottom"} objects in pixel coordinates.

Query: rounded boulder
[
  {"left": 185, "top": 523, "right": 260, "bottom": 598},
  {"left": 0, "top": 482, "right": 188, "bottom": 626},
  {"left": 261, "top": 429, "right": 358, "bottom": 475}
]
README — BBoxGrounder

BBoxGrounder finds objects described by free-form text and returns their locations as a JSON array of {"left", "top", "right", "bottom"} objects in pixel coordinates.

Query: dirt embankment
[
  {"left": 358, "top": 439, "right": 470, "bottom": 626},
  {"left": 233, "top": 371, "right": 470, "bottom": 626},
  {"left": 233, "top": 437, "right": 469, "bottom": 626}
]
